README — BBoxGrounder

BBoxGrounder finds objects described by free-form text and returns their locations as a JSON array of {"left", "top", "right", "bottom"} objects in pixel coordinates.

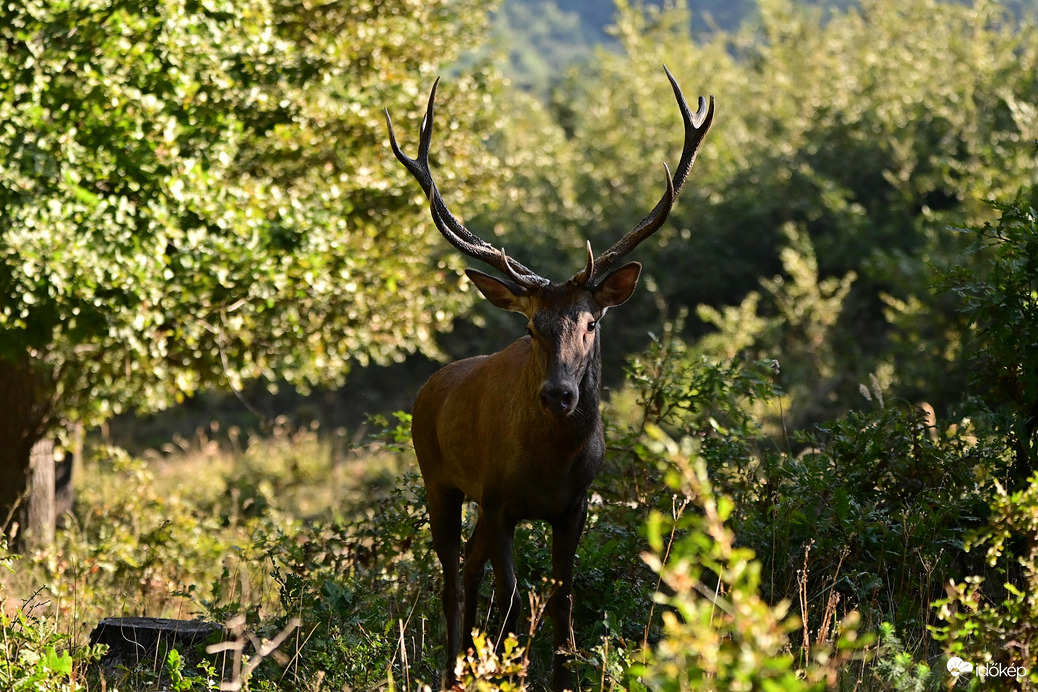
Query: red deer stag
[{"left": 385, "top": 68, "right": 713, "bottom": 691}]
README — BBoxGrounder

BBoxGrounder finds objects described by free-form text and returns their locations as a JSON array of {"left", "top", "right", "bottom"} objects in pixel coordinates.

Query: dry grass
[{"left": 0, "top": 418, "right": 406, "bottom": 652}]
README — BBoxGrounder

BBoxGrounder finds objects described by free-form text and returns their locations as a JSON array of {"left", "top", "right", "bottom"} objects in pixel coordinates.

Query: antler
[
  {"left": 385, "top": 80, "right": 549, "bottom": 292},
  {"left": 573, "top": 67, "right": 715, "bottom": 287}
]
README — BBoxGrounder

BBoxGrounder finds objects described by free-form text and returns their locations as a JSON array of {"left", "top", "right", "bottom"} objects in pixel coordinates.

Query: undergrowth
[
  {"left": 1, "top": 383, "right": 1025, "bottom": 691},
  {"left": 3, "top": 197, "right": 1037, "bottom": 690}
]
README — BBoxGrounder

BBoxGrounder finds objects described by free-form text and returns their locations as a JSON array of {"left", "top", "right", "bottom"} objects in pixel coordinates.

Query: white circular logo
[{"left": 947, "top": 656, "right": 974, "bottom": 677}]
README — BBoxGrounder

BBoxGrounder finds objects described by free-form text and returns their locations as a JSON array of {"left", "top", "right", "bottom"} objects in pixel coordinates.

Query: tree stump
[{"left": 90, "top": 617, "right": 222, "bottom": 668}]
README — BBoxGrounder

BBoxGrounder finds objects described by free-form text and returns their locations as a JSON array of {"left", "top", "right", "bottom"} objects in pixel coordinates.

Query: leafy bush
[
  {"left": 451, "top": 631, "right": 529, "bottom": 692},
  {"left": 939, "top": 190, "right": 1038, "bottom": 485},
  {"left": 739, "top": 404, "right": 996, "bottom": 644},
  {"left": 870, "top": 622, "right": 934, "bottom": 692},
  {"left": 630, "top": 427, "right": 865, "bottom": 691},
  {"left": 933, "top": 472, "right": 1038, "bottom": 689},
  {"left": 614, "top": 307, "right": 1001, "bottom": 681},
  {"left": 227, "top": 465, "right": 443, "bottom": 690}
]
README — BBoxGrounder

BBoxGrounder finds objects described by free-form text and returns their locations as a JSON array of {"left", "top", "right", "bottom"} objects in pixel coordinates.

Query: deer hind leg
[
  {"left": 427, "top": 487, "right": 464, "bottom": 687},
  {"left": 548, "top": 496, "right": 589, "bottom": 692}
]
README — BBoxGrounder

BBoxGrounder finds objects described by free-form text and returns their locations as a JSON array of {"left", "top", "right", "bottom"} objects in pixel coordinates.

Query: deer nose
[{"left": 539, "top": 383, "right": 577, "bottom": 416}]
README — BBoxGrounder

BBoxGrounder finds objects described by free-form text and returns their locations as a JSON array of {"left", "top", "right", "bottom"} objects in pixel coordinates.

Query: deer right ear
[{"left": 465, "top": 269, "right": 532, "bottom": 314}]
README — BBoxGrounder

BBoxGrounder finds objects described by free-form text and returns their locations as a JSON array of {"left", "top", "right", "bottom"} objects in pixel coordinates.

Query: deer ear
[
  {"left": 466, "top": 269, "right": 532, "bottom": 314},
  {"left": 594, "top": 262, "right": 641, "bottom": 309}
]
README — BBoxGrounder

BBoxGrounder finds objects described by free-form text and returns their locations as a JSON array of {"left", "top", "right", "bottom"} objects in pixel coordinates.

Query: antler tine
[
  {"left": 576, "top": 67, "right": 715, "bottom": 287},
  {"left": 386, "top": 81, "right": 548, "bottom": 290}
]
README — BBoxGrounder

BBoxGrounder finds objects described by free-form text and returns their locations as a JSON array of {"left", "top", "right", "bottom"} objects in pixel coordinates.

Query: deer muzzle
[{"left": 539, "top": 381, "right": 578, "bottom": 417}]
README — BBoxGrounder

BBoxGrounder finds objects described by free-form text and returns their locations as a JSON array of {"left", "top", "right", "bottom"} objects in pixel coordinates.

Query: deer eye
[{"left": 587, "top": 320, "right": 597, "bottom": 333}]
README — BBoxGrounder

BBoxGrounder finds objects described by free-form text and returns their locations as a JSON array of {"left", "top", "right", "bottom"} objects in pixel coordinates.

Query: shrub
[
  {"left": 629, "top": 427, "right": 864, "bottom": 691},
  {"left": 938, "top": 190, "right": 1038, "bottom": 486},
  {"left": 615, "top": 314, "right": 998, "bottom": 678},
  {"left": 735, "top": 403, "right": 995, "bottom": 647},
  {"left": 933, "top": 472, "right": 1038, "bottom": 689}
]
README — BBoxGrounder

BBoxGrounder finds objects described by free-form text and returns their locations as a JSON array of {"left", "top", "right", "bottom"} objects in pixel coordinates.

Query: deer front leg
[
  {"left": 461, "top": 512, "right": 490, "bottom": 656},
  {"left": 486, "top": 516, "right": 520, "bottom": 643},
  {"left": 548, "top": 496, "right": 588, "bottom": 692},
  {"left": 464, "top": 509, "right": 521, "bottom": 647},
  {"left": 427, "top": 489, "right": 463, "bottom": 689}
]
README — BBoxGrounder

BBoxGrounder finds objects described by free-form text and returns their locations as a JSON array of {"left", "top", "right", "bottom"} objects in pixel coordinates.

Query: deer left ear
[{"left": 594, "top": 262, "right": 641, "bottom": 309}]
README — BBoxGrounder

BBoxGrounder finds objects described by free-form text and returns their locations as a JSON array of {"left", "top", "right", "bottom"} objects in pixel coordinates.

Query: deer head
[{"left": 385, "top": 68, "right": 714, "bottom": 419}]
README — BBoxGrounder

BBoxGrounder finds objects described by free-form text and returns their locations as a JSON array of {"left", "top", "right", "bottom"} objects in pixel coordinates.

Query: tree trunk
[{"left": 0, "top": 355, "right": 56, "bottom": 550}]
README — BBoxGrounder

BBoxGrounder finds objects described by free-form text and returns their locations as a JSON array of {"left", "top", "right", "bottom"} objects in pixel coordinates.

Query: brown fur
[{"left": 412, "top": 266, "right": 639, "bottom": 691}]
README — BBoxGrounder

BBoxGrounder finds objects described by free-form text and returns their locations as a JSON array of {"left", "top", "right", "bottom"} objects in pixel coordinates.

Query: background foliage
[
  {"left": 484, "top": 0, "right": 1038, "bottom": 428},
  {"left": 2, "top": 0, "right": 1038, "bottom": 690}
]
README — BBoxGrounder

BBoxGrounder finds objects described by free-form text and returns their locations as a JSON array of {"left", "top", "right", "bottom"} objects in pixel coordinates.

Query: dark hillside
[{"left": 498, "top": 0, "right": 1038, "bottom": 90}]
